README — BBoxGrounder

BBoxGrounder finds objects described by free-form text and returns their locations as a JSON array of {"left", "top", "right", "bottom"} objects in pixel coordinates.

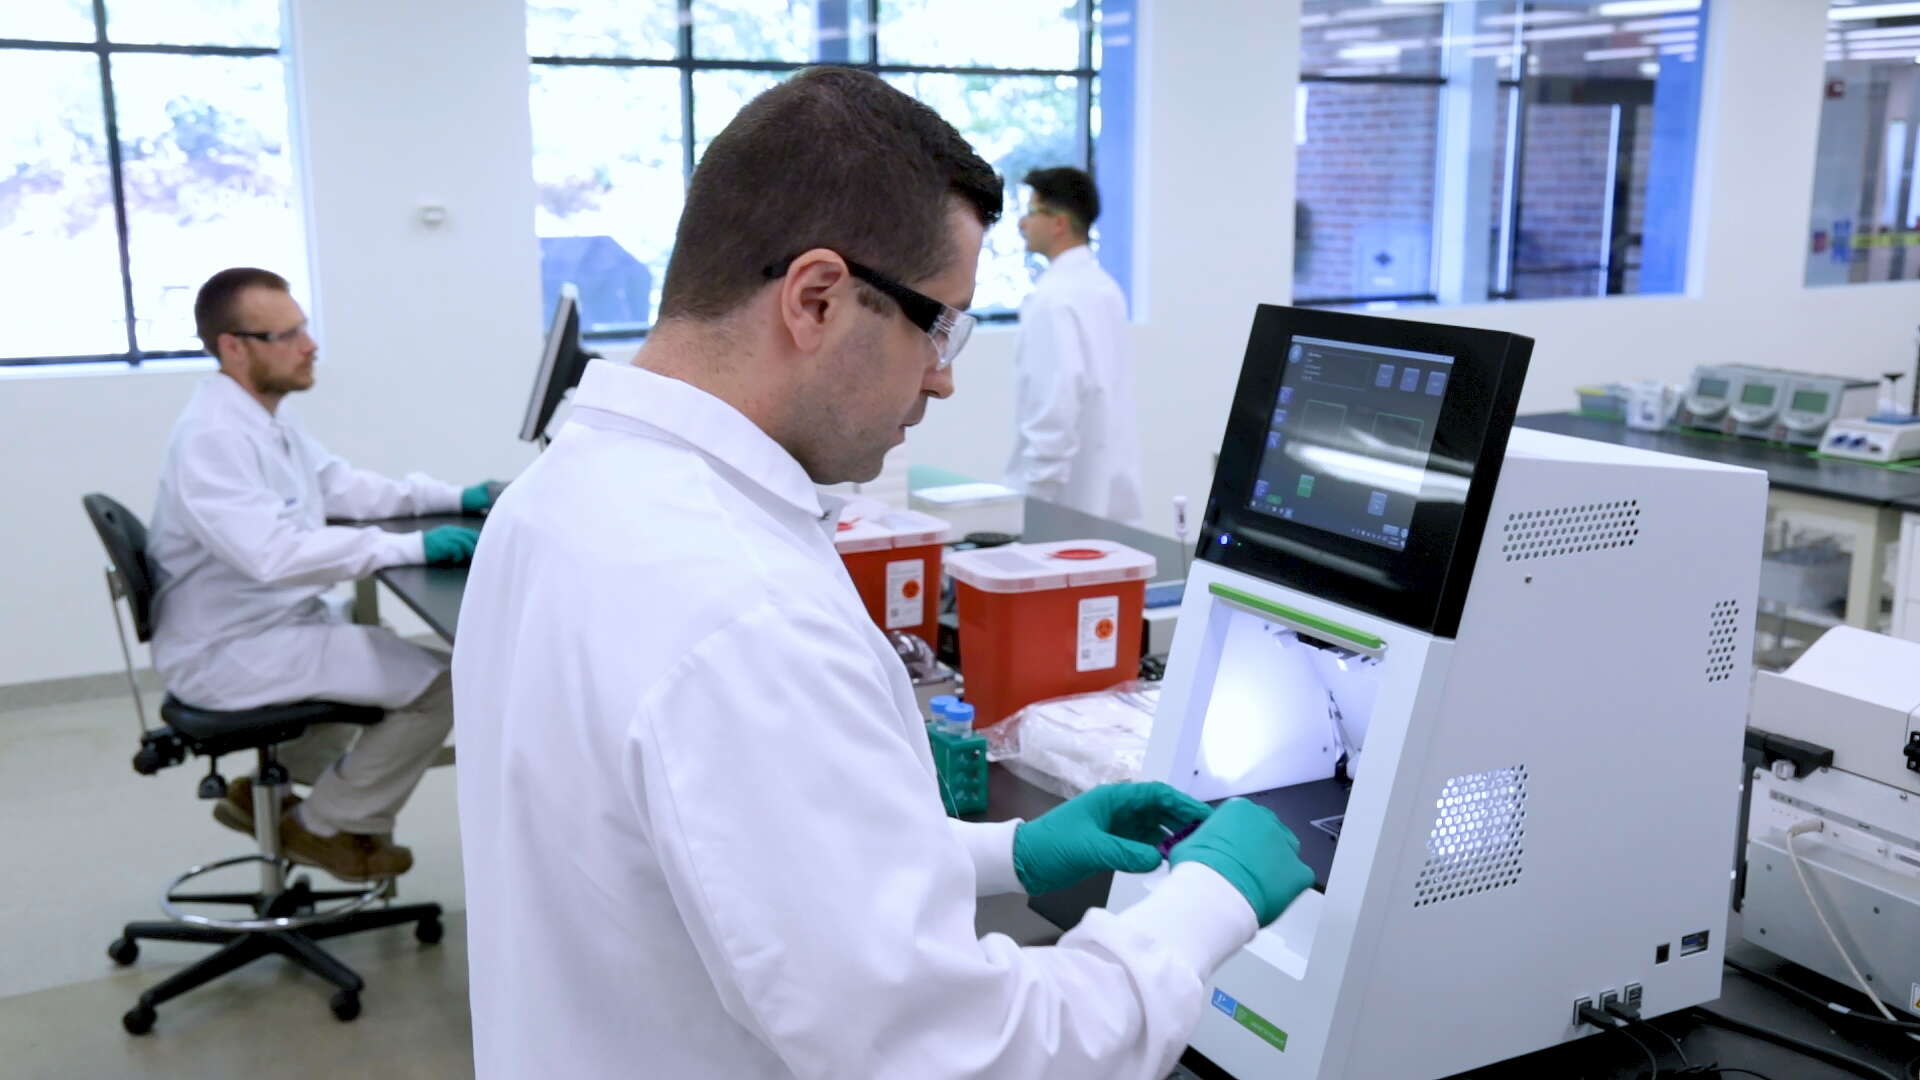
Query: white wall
[
  {"left": 8, "top": 0, "right": 1918, "bottom": 686},
  {"left": 0, "top": 0, "right": 539, "bottom": 686}
]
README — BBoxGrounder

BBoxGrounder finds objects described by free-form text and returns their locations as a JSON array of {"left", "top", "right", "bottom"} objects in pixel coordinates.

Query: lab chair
[{"left": 81, "top": 494, "right": 443, "bottom": 1035}]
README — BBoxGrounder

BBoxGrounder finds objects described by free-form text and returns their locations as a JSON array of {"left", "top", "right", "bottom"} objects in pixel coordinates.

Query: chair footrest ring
[{"left": 160, "top": 854, "right": 394, "bottom": 932}]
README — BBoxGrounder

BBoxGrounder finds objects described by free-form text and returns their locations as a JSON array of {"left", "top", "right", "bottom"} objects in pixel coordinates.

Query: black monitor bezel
[
  {"left": 521, "top": 284, "right": 600, "bottom": 444},
  {"left": 1198, "top": 304, "right": 1532, "bottom": 639}
]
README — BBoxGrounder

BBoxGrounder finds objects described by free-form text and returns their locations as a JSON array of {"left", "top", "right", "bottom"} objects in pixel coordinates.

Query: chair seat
[{"left": 160, "top": 696, "right": 384, "bottom": 757}]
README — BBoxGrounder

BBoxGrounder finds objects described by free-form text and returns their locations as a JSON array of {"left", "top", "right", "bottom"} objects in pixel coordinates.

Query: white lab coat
[
  {"left": 147, "top": 373, "right": 460, "bottom": 711},
  {"left": 454, "top": 360, "right": 1257, "bottom": 1080},
  {"left": 1004, "top": 245, "right": 1146, "bottom": 525}
]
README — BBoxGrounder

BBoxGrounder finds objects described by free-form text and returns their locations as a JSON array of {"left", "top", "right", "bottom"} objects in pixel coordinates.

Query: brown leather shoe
[
  {"left": 211, "top": 777, "right": 302, "bottom": 838},
  {"left": 278, "top": 809, "right": 414, "bottom": 882}
]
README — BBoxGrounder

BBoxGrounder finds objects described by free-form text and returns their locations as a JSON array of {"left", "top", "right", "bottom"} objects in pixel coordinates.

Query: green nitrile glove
[
  {"left": 1168, "top": 797, "right": 1314, "bottom": 925},
  {"left": 422, "top": 526, "right": 480, "bottom": 566},
  {"left": 461, "top": 481, "right": 504, "bottom": 514},
  {"left": 1012, "top": 782, "right": 1213, "bottom": 895}
]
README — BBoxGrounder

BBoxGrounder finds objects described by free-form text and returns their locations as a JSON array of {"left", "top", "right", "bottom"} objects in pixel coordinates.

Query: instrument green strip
[{"left": 1208, "top": 583, "right": 1385, "bottom": 651}]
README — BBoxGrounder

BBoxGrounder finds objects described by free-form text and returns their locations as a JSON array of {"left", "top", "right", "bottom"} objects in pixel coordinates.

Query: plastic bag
[{"left": 977, "top": 681, "right": 1160, "bottom": 800}]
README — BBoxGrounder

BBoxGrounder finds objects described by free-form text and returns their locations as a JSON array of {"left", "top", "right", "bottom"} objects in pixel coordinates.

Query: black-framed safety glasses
[
  {"left": 228, "top": 322, "right": 310, "bottom": 346},
  {"left": 764, "top": 253, "right": 974, "bottom": 370}
]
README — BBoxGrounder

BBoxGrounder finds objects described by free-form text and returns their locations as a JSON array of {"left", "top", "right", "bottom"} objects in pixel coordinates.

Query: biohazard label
[
  {"left": 1077, "top": 595, "right": 1120, "bottom": 672},
  {"left": 886, "top": 559, "right": 924, "bottom": 630}
]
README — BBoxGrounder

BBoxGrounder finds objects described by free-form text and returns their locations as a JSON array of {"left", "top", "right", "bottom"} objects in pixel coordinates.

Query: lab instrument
[
  {"left": 1743, "top": 626, "right": 1920, "bottom": 1018},
  {"left": 1818, "top": 414, "right": 1920, "bottom": 463},
  {"left": 1109, "top": 304, "right": 1767, "bottom": 1079}
]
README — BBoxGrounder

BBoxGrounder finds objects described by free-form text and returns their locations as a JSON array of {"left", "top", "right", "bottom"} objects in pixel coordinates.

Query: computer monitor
[{"left": 520, "top": 283, "right": 601, "bottom": 443}]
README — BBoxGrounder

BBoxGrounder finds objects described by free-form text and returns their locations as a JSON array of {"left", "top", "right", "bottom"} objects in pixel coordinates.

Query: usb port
[{"left": 1681, "top": 930, "right": 1710, "bottom": 956}]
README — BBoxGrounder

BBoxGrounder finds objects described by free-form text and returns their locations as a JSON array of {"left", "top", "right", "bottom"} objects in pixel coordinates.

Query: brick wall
[
  {"left": 1295, "top": 81, "right": 1643, "bottom": 304},
  {"left": 1294, "top": 83, "right": 1440, "bottom": 301}
]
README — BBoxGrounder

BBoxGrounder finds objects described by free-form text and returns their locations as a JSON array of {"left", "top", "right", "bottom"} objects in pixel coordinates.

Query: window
[
  {"left": 1294, "top": 0, "right": 1708, "bottom": 309},
  {"left": 527, "top": 0, "right": 1106, "bottom": 340},
  {"left": 0, "top": 1, "right": 303, "bottom": 367},
  {"left": 1807, "top": 1, "right": 1920, "bottom": 286}
]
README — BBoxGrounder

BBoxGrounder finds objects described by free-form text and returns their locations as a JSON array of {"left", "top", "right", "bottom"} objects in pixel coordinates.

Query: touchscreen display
[{"left": 1248, "top": 336, "right": 1454, "bottom": 552}]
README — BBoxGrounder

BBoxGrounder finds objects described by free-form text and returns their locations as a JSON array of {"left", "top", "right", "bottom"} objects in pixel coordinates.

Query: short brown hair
[
  {"left": 658, "top": 67, "right": 1002, "bottom": 322},
  {"left": 194, "top": 267, "right": 290, "bottom": 354}
]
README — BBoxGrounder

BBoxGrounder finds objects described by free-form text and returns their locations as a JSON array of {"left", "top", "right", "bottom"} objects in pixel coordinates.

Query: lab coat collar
[
  {"left": 203, "top": 371, "right": 282, "bottom": 432},
  {"left": 572, "top": 360, "right": 833, "bottom": 526},
  {"left": 1041, "top": 243, "right": 1097, "bottom": 280}
]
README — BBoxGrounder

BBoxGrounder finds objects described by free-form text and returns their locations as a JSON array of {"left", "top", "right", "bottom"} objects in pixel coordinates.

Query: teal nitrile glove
[
  {"left": 1168, "top": 797, "right": 1314, "bottom": 926},
  {"left": 422, "top": 526, "right": 480, "bottom": 566},
  {"left": 461, "top": 481, "right": 503, "bottom": 514},
  {"left": 1012, "top": 782, "right": 1213, "bottom": 895}
]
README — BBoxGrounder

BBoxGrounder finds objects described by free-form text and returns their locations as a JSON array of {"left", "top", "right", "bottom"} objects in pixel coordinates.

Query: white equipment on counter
[
  {"left": 1109, "top": 305, "right": 1768, "bottom": 1079},
  {"left": 1819, "top": 415, "right": 1920, "bottom": 464},
  {"left": 1776, "top": 374, "right": 1876, "bottom": 448},
  {"left": 1626, "top": 380, "right": 1682, "bottom": 432},
  {"left": 1677, "top": 364, "right": 1744, "bottom": 433},
  {"left": 1729, "top": 368, "right": 1790, "bottom": 440},
  {"left": 1743, "top": 626, "right": 1920, "bottom": 1018}
]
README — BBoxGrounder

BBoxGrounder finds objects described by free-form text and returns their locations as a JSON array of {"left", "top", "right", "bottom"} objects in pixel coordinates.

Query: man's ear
[{"left": 777, "top": 248, "right": 851, "bottom": 354}]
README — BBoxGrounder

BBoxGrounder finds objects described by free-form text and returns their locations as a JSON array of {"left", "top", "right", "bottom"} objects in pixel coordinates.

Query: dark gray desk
[
  {"left": 1019, "top": 497, "right": 1192, "bottom": 583},
  {"left": 355, "top": 513, "right": 471, "bottom": 641},
  {"left": 1519, "top": 411, "right": 1920, "bottom": 630},
  {"left": 359, "top": 497, "right": 1195, "bottom": 644}
]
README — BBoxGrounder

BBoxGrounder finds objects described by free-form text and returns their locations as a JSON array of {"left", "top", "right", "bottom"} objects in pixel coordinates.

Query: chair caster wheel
[
  {"left": 330, "top": 990, "right": 361, "bottom": 1022},
  {"left": 123, "top": 1004, "right": 156, "bottom": 1035},
  {"left": 415, "top": 917, "right": 443, "bottom": 945},
  {"left": 107, "top": 938, "right": 139, "bottom": 966}
]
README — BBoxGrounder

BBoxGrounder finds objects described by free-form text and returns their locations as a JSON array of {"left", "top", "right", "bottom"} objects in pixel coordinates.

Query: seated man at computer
[{"left": 144, "top": 266, "right": 494, "bottom": 882}]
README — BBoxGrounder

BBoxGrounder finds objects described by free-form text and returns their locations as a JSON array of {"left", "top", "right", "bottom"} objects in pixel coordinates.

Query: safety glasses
[{"left": 764, "top": 253, "right": 974, "bottom": 371}]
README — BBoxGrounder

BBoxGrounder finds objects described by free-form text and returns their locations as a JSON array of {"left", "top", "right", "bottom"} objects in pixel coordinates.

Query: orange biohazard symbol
[
  {"left": 902, "top": 579, "right": 921, "bottom": 600},
  {"left": 1095, "top": 618, "right": 1115, "bottom": 640}
]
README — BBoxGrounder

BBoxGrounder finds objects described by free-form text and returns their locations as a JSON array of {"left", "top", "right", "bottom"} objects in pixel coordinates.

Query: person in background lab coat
[
  {"left": 453, "top": 69, "right": 1313, "bottom": 1080},
  {"left": 146, "top": 267, "right": 494, "bottom": 882},
  {"left": 1005, "top": 166, "right": 1146, "bottom": 525}
]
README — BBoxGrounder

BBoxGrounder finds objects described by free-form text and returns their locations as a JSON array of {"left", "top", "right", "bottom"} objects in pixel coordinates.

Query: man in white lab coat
[
  {"left": 1005, "top": 166, "right": 1147, "bottom": 525},
  {"left": 146, "top": 267, "right": 490, "bottom": 882},
  {"left": 454, "top": 69, "right": 1311, "bottom": 1080}
]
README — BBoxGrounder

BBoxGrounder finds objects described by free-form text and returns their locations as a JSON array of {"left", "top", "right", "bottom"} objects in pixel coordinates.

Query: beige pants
[{"left": 277, "top": 670, "right": 454, "bottom": 835}]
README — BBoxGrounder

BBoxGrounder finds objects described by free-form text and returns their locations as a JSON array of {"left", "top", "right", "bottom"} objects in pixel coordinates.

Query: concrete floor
[{"left": 0, "top": 690, "right": 1061, "bottom": 1078}]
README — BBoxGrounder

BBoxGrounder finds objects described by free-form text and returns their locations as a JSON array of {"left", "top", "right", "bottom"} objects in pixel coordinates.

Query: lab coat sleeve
[
  {"left": 304, "top": 430, "right": 463, "bottom": 521},
  {"left": 170, "top": 429, "right": 428, "bottom": 587},
  {"left": 1007, "top": 298, "right": 1088, "bottom": 502},
  {"left": 629, "top": 597, "right": 1258, "bottom": 1080},
  {"left": 949, "top": 818, "right": 1024, "bottom": 897}
]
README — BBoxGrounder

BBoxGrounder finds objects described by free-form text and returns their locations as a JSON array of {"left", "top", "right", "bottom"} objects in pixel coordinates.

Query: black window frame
[
  {"left": 0, "top": 1, "right": 284, "bottom": 368},
  {"left": 530, "top": 0, "right": 1101, "bottom": 344}
]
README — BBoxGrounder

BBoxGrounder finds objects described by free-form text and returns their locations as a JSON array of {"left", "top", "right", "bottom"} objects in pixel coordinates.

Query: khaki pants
[{"left": 277, "top": 669, "right": 454, "bottom": 835}]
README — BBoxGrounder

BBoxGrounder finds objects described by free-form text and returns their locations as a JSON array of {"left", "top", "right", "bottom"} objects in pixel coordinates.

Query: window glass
[
  {"left": 1295, "top": 0, "right": 1708, "bottom": 309},
  {"left": 877, "top": 0, "right": 1084, "bottom": 70},
  {"left": 1808, "top": 1, "right": 1920, "bottom": 286},
  {"left": 114, "top": 54, "right": 305, "bottom": 351},
  {"left": 0, "top": 50, "right": 126, "bottom": 356},
  {"left": 531, "top": 65, "right": 685, "bottom": 334},
  {"left": 106, "top": 0, "right": 281, "bottom": 48}
]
